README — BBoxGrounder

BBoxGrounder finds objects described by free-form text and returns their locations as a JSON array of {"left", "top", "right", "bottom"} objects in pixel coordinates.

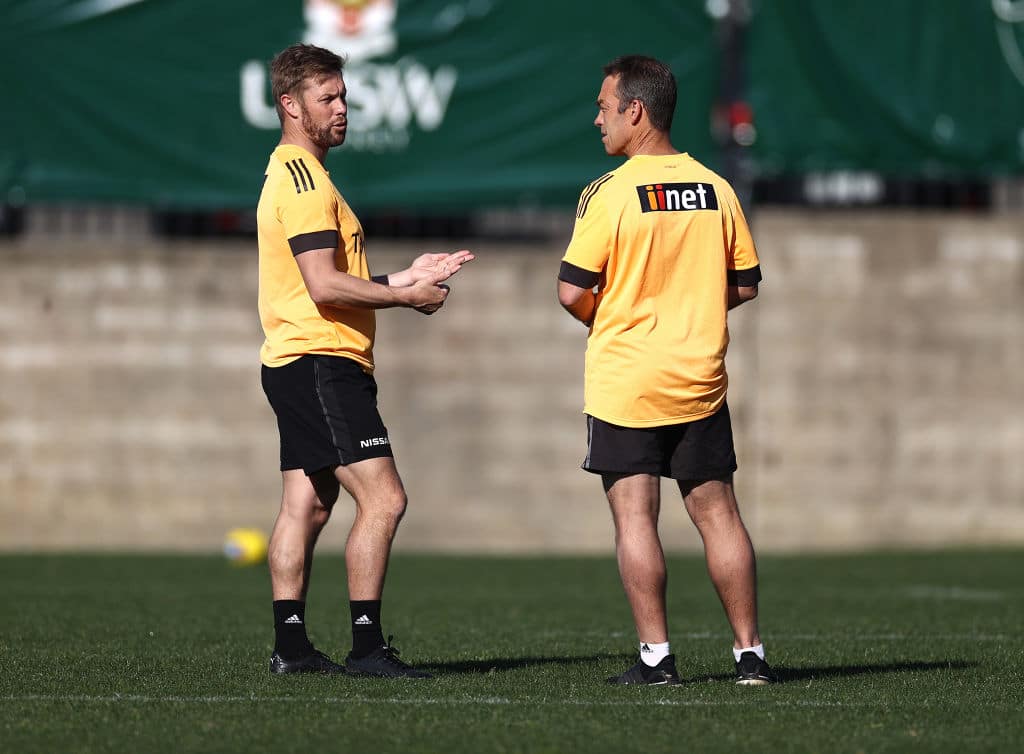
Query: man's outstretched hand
[{"left": 408, "top": 250, "right": 474, "bottom": 284}]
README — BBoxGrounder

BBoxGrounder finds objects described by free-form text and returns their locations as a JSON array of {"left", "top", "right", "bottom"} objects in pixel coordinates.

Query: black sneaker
[
  {"left": 345, "top": 636, "right": 432, "bottom": 679},
  {"left": 735, "top": 651, "right": 775, "bottom": 685},
  {"left": 606, "top": 654, "right": 681, "bottom": 685},
  {"left": 269, "top": 648, "right": 346, "bottom": 675}
]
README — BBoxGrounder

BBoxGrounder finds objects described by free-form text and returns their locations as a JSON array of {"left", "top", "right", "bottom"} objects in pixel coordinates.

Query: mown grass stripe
[{"left": 3, "top": 694, "right": 1019, "bottom": 710}]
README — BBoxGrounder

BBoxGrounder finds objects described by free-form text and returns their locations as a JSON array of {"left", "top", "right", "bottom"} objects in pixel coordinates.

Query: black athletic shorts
[
  {"left": 583, "top": 402, "right": 737, "bottom": 481},
  {"left": 261, "top": 354, "right": 393, "bottom": 475}
]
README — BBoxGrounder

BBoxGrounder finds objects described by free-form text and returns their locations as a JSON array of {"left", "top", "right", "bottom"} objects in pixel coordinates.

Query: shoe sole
[{"left": 736, "top": 678, "right": 771, "bottom": 686}]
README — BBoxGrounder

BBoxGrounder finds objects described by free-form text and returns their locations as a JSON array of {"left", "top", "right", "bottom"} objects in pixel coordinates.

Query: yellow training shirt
[
  {"left": 560, "top": 153, "right": 761, "bottom": 427},
  {"left": 257, "top": 144, "right": 375, "bottom": 370}
]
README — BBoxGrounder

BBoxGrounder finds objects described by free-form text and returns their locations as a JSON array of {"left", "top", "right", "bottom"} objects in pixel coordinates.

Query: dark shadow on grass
[
  {"left": 423, "top": 653, "right": 624, "bottom": 675},
  {"left": 697, "top": 659, "right": 979, "bottom": 684}
]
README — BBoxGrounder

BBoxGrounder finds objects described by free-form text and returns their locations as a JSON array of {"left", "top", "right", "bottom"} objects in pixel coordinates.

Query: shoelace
[{"left": 380, "top": 635, "right": 411, "bottom": 668}]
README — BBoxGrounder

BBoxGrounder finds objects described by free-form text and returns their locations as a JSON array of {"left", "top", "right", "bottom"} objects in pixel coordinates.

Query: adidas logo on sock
[
  {"left": 641, "top": 643, "right": 652, "bottom": 653},
  {"left": 284, "top": 614, "right": 302, "bottom": 624},
  {"left": 354, "top": 615, "right": 373, "bottom": 625}
]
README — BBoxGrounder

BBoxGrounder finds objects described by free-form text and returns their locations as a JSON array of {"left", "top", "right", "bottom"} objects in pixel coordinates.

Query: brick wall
[{"left": 0, "top": 209, "right": 1021, "bottom": 552}]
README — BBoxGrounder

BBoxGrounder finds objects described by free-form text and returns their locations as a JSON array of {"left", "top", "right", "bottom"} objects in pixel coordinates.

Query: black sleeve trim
[
  {"left": 728, "top": 265, "right": 762, "bottom": 287},
  {"left": 558, "top": 261, "right": 600, "bottom": 288},
  {"left": 288, "top": 230, "right": 339, "bottom": 256},
  {"left": 371, "top": 274, "right": 389, "bottom": 285}
]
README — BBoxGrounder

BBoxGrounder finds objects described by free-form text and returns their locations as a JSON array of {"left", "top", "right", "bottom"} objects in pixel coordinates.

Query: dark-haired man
[
  {"left": 257, "top": 43, "right": 472, "bottom": 677},
  {"left": 557, "top": 55, "right": 773, "bottom": 686}
]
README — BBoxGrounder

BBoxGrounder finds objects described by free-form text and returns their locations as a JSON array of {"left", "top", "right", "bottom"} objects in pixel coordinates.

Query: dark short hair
[
  {"left": 602, "top": 55, "right": 677, "bottom": 132},
  {"left": 270, "top": 44, "right": 346, "bottom": 120}
]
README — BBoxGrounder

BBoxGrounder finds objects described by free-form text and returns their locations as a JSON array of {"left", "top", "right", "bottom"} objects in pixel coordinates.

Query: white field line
[
  {"left": 900, "top": 586, "right": 1006, "bottom": 601},
  {"left": 539, "top": 631, "right": 1010, "bottom": 642},
  {"left": 777, "top": 633, "right": 1009, "bottom": 642},
  {"left": 0, "top": 694, "right": 1016, "bottom": 709}
]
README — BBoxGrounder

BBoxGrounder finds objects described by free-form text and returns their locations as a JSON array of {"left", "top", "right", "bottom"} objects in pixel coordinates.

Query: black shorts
[
  {"left": 583, "top": 402, "right": 737, "bottom": 481},
  {"left": 261, "top": 355, "right": 393, "bottom": 475}
]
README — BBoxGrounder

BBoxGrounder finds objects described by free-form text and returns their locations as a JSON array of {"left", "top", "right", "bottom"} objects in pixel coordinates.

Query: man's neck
[
  {"left": 624, "top": 129, "right": 678, "bottom": 159},
  {"left": 279, "top": 129, "right": 326, "bottom": 164}
]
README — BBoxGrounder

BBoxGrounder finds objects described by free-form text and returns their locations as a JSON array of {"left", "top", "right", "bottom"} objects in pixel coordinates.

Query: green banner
[
  {"left": 0, "top": 0, "right": 717, "bottom": 209},
  {"left": 5, "top": 2, "right": 1017, "bottom": 209},
  {"left": 747, "top": 1, "right": 1024, "bottom": 176}
]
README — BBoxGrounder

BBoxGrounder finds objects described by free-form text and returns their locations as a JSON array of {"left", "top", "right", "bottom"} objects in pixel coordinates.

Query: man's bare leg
[
  {"left": 603, "top": 473, "right": 681, "bottom": 685},
  {"left": 604, "top": 473, "right": 668, "bottom": 644},
  {"left": 268, "top": 468, "right": 339, "bottom": 600},
  {"left": 332, "top": 456, "right": 429, "bottom": 677},
  {"left": 267, "top": 468, "right": 343, "bottom": 672},
  {"left": 679, "top": 476, "right": 760, "bottom": 649},
  {"left": 333, "top": 456, "right": 408, "bottom": 601}
]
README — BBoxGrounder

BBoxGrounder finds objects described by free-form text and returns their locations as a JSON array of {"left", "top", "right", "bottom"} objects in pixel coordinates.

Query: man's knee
[
  {"left": 309, "top": 503, "right": 332, "bottom": 531},
  {"left": 341, "top": 459, "right": 407, "bottom": 513},
  {"left": 682, "top": 478, "right": 740, "bottom": 523},
  {"left": 604, "top": 473, "right": 661, "bottom": 521},
  {"left": 352, "top": 488, "right": 407, "bottom": 540},
  {"left": 375, "top": 487, "right": 408, "bottom": 526},
  {"left": 280, "top": 490, "right": 331, "bottom": 522},
  {"left": 277, "top": 471, "right": 338, "bottom": 532}
]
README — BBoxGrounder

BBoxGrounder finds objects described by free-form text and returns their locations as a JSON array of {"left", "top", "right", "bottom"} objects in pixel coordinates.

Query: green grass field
[{"left": 1, "top": 550, "right": 1021, "bottom": 753}]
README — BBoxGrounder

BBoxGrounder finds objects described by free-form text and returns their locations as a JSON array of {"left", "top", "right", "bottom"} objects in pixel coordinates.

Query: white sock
[
  {"left": 640, "top": 641, "right": 671, "bottom": 666},
  {"left": 733, "top": 643, "right": 765, "bottom": 663}
]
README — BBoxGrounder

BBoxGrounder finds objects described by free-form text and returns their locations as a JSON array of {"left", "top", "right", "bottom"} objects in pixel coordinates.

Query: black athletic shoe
[
  {"left": 735, "top": 651, "right": 775, "bottom": 685},
  {"left": 345, "top": 636, "right": 432, "bottom": 679},
  {"left": 606, "top": 654, "right": 681, "bottom": 685},
  {"left": 269, "top": 649, "right": 346, "bottom": 675}
]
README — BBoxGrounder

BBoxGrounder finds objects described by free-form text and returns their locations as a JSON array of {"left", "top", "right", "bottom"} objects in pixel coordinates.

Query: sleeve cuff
[
  {"left": 287, "top": 230, "right": 339, "bottom": 256},
  {"left": 728, "top": 265, "right": 762, "bottom": 287},
  {"left": 558, "top": 261, "right": 600, "bottom": 288}
]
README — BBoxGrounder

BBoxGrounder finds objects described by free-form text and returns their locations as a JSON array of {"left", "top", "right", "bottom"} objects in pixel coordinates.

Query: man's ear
[
  {"left": 280, "top": 92, "right": 302, "bottom": 120},
  {"left": 629, "top": 99, "right": 644, "bottom": 126}
]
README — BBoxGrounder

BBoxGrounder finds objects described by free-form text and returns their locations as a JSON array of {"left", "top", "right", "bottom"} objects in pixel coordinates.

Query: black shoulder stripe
[
  {"left": 577, "top": 173, "right": 613, "bottom": 219},
  {"left": 728, "top": 265, "right": 762, "bottom": 287},
  {"left": 288, "top": 229, "right": 339, "bottom": 256},
  {"left": 576, "top": 175, "right": 605, "bottom": 217},
  {"left": 290, "top": 160, "right": 309, "bottom": 192},
  {"left": 559, "top": 261, "right": 601, "bottom": 288},
  {"left": 576, "top": 173, "right": 612, "bottom": 217},
  {"left": 297, "top": 158, "right": 316, "bottom": 191},
  {"left": 284, "top": 161, "right": 302, "bottom": 193}
]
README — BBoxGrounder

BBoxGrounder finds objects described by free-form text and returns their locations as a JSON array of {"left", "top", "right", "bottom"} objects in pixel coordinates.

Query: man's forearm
[
  {"left": 563, "top": 289, "right": 597, "bottom": 326},
  {"left": 727, "top": 285, "right": 758, "bottom": 310},
  {"left": 310, "top": 271, "right": 413, "bottom": 309}
]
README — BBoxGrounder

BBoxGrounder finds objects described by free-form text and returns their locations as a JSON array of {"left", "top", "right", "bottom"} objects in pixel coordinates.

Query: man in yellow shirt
[
  {"left": 558, "top": 55, "right": 773, "bottom": 686},
  {"left": 258, "top": 43, "right": 473, "bottom": 676}
]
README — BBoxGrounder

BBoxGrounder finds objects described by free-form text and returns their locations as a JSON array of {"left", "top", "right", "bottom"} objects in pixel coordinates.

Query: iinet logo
[
  {"left": 360, "top": 437, "right": 390, "bottom": 448},
  {"left": 636, "top": 182, "right": 719, "bottom": 213}
]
